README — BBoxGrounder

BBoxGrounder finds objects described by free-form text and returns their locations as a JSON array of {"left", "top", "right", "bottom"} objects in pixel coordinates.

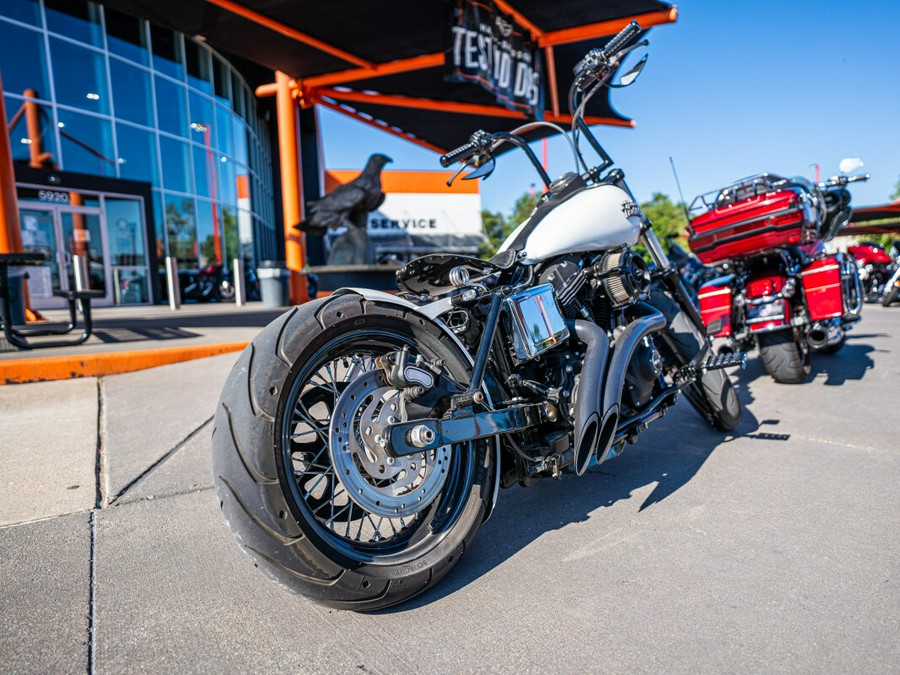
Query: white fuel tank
[{"left": 499, "top": 184, "right": 642, "bottom": 263}]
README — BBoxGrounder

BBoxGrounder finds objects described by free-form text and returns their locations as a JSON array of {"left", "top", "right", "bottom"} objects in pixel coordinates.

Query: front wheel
[
  {"left": 212, "top": 295, "right": 492, "bottom": 610},
  {"left": 757, "top": 330, "right": 810, "bottom": 383}
]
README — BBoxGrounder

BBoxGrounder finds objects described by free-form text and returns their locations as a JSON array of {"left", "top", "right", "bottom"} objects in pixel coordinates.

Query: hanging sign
[{"left": 446, "top": 0, "right": 544, "bottom": 119}]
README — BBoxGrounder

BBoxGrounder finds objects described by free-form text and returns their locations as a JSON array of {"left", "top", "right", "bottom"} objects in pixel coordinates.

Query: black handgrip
[
  {"left": 602, "top": 20, "right": 641, "bottom": 59},
  {"left": 440, "top": 142, "right": 478, "bottom": 167}
]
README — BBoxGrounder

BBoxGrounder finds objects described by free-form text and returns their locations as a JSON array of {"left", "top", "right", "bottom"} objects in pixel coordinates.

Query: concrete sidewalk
[{"left": 1, "top": 306, "right": 898, "bottom": 672}]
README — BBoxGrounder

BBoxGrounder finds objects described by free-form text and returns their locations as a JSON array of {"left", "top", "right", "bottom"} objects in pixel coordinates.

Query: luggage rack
[{"left": 690, "top": 173, "right": 793, "bottom": 217}]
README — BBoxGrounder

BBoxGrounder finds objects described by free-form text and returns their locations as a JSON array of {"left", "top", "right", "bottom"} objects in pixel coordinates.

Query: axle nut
[{"left": 408, "top": 424, "right": 436, "bottom": 448}]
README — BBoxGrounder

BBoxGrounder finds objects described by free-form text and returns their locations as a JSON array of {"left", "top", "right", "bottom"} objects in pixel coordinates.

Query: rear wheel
[
  {"left": 648, "top": 288, "right": 742, "bottom": 431},
  {"left": 757, "top": 330, "right": 810, "bottom": 383},
  {"left": 882, "top": 286, "right": 898, "bottom": 307},
  {"left": 212, "top": 295, "right": 492, "bottom": 610}
]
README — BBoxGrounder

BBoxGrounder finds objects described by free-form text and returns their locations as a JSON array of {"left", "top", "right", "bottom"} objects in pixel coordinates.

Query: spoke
[
  {"left": 324, "top": 503, "right": 352, "bottom": 527},
  {"left": 296, "top": 446, "right": 328, "bottom": 477},
  {"left": 302, "top": 465, "right": 333, "bottom": 499}
]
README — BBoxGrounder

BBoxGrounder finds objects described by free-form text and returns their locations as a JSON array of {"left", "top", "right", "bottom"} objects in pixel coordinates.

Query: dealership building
[{"left": 1, "top": 0, "right": 677, "bottom": 308}]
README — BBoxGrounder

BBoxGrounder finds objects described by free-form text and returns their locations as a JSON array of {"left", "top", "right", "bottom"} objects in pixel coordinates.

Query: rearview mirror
[
  {"left": 839, "top": 157, "right": 864, "bottom": 174},
  {"left": 610, "top": 54, "right": 648, "bottom": 88}
]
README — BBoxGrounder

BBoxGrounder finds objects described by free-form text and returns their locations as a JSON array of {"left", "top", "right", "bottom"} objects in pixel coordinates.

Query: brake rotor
[{"left": 329, "top": 370, "right": 450, "bottom": 519}]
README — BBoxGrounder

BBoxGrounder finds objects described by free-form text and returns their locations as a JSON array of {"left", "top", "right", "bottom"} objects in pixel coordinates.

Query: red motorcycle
[
  {"left": 687, "top": 168, "right": 868, "bottom": 383},
  {"left": 847, "top": 242, "right": 894, "bottom": 301}
]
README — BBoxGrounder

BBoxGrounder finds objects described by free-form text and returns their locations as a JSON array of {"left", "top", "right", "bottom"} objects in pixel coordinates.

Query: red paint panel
[
  {"left": 698, "top": 282, "right": 732, "bottom": 337},
  {"left": 801, "top": 256, "right": 843, "bottom": 320}
]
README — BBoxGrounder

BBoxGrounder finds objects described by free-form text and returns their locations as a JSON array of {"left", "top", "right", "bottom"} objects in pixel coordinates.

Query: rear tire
[
  {"left": 648, "top": 288, "right": 742, "bottom": 431},
  {"left": 757, "top": 330, "right": 810, "bottom": 383},
  {"left": 212, "top": 294, "right": 492, "bottom": 610},
  {"left": 882, "top": 286, "right": 898, "bottom": 307}
]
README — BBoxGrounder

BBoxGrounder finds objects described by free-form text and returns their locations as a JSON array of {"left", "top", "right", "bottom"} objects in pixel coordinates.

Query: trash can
[
  {"left": 257, "top": 260, "right": 290, "bottom": 307},
  {"left": 2, "top": 268, "right": 28, "bottom": 326}
]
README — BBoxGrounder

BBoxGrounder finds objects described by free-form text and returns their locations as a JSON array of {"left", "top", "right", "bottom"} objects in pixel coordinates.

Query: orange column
[
  {"left": 0, "top": 71, "right": 24, "bottom": 254},
  {"left": 275, "top": 70, "right": 308, "bottom": 304}
]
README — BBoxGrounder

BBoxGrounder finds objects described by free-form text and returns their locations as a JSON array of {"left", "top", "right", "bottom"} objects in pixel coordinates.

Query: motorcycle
[
  {"left": 848, "top": 242, "right": 894, "bottom": 302},
  {"left": 665, "top": 238, "right": 723, "bottom": 303},
  {"left": 160, "top": 263, "right": 237, "bottom": 303},
  {"left": 211, "top": 22, "right": 744, "bottom": 611},
  {"left": 881, "top": 264, "right": 900, "bottom": 307},
  {"left": 688, "top": 165, "right": 868, "bottom": 384}
]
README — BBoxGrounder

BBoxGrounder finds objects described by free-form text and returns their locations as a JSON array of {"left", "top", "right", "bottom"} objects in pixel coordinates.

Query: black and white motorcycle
[{"left": 212, "top": 22, "right": 744, "bottom": 611}]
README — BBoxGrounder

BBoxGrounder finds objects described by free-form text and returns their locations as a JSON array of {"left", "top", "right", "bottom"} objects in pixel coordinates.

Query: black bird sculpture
[{"left": 297, "top": 153, "right": 393, "bottom": 236}]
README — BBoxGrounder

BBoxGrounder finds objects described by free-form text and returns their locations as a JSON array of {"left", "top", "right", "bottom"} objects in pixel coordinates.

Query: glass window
[
  {"left": 185, "top": 40, "right": 211, "bottom": 95},
  {"left": 224, "top": 205, "right": 241, "bottom": 265},
  {"left": 230, "top": 71, "right": 244, "bottom": 117},
  {"left": 192, "top": 144, "right": 213, "bottom": 198},
  {"left": 115, "top": 123, "right": 158, "bottom": 185},
  {"left": 45, "top": 0, "right": 103, "bottom": 47},
  {"left": 57, "top": 108, "right": 114, "bottom": 176},
  {"left": 109, "top": 59, "right": 151, "bottom": 126},
  {"left": 195, "top": 200, "right": 222, "bottom": 266},
  {"left": 216, "top": 153, "right": 236, "bottom": 207},
  {"left": 0, "top": 22, "right": 50, "bottom": 99},
  {"left": 212, "top": 56, "right": 230, "bottom": 106},
  {"left": 154, "top": 76, "right": 187, "bottom": 137},
  {"left": 4, "top": 0, "right": 41, "bottom": 26},
  {"left": 153, "top": 190, "right": 167, "bottom": 259},
  {"left": 150, "top": 25, "right": 183, "bottom": 80},
  {"left": 113, "top": 268, "right": 149, "bottom": 304},
  {"left": 5, "top": 95, "right": 58, "bottom": 166},
  {"left": 188, "top": 91, "right": 214, "bottom": 135},
  {"left": 215, "top": 103, "right": 233, "bottom": 157},
  {"left": 49, "top": 38, "right": 110, "bottom": 114},
  {"left": 159, "top": 136, "right": 191, "bottom": 193},
  {"left": 164, "top": 194, "right": 198, "bottom": 269},
  {"left": 105, "top": 8, "right": 148, "bottom": 65},
  {"left": 106, "top": 198, "right": 147, "bottom": 266},
  {"left": 232, "top": 117, "right": 248, "bottom": 167}
]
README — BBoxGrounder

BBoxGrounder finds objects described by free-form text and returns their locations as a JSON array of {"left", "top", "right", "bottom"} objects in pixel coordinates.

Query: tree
[
  {"left": 480, "top": 192, "right": 540, "bottom": 258},
  {"left": 640, "top": 192, "right": 690, "bottom": 250},
  {"left": 891, "top": 175, "right": 900, "bottom": 201}
]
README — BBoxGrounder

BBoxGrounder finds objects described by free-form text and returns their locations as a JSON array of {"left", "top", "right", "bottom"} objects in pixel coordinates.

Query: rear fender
[
  {"left": 744, "top": 273, "right": 790, "bottom": 333},
  {"left": 331, "top": 287, "right": 501, "bottom": 521}
]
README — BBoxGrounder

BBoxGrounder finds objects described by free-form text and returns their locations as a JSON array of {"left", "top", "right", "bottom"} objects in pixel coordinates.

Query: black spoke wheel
[{"left": 212, "top": 295, "right": 493, "bottom": 610}]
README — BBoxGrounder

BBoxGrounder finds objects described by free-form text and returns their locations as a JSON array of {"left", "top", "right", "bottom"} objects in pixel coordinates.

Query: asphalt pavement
[{"left": 1, "top": 304, "right": 898, "bottom": 673}]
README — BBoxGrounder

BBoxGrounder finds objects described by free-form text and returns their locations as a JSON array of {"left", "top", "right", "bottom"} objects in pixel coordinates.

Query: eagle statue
[{"left": 296, "top": 154, "right": 392, "bottom": 265}]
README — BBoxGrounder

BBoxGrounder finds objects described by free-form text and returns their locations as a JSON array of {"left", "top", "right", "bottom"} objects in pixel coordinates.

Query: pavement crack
[
  {"left": 108, "top": 417, "right": 214, "bottom": 505},
  {"left": 88, "top": 509, "right": 97, "bottom": 675},
  {"left": 95, "top": 379, "right": 108, "bottom": 509}
]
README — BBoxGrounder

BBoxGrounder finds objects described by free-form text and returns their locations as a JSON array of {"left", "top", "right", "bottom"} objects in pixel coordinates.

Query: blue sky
[{"left": 320, "top": 0, "right": 899, "bottom": 216}]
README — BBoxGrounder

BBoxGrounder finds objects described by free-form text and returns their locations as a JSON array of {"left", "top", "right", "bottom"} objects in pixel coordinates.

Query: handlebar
[
  {"left": 440, "top": 130, "right": 491, "bottom": 167},
  {"left": 820, "top": 173, "right": 870, "bottom": 189},
  {"left": 574, "top": 20, "right": 642, "bottom": 90}
]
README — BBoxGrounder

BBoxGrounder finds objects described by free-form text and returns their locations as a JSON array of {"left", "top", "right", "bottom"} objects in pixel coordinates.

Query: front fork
[{"left": 641, "top": 225, "right": 707, "bottom": 332}]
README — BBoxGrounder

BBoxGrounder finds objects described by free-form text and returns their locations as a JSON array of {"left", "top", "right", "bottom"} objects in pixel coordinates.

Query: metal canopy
[
  {"left": 838, "top": 203, "right": 900, "bottom": 237},
  {"left": 99, "top": 0, "right": 677, "bottom": 152}
]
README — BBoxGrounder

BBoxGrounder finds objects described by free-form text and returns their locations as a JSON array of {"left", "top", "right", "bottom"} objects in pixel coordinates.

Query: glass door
[
  {"left": 19, "top": 207, "right": 64, "bottom": 309},
  {"left": 59, "top": 209, "right": 110, "bottom": 303}
]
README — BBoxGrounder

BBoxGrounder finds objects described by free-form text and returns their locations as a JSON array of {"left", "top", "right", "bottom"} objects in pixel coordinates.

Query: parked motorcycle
[
  {"left": 881, "top": 264, "right": 900, "bottom": 306},
  {"left": 159, "top": 263, "right": 237, "bottom": 303},
  {"left": 688, "top": 165, "right": 868, "bottom": 384},
  {"left": 848, "top": 241, "right": 894, "bottom": 302},
  {"left": 212, "top": 22, "right": 744, "bottom": 610},
  {"left": 665, "top": 238, "right": 722, "bottom": 303}
]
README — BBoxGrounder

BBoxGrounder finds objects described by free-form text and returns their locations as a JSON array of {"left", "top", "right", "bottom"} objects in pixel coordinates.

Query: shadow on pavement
[{"left": 809, "top": 343, "right": 875, "bottom": 386}]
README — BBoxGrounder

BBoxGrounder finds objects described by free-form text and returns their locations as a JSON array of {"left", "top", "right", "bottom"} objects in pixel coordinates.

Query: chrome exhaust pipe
[
  {"left": 807, "top": 320, "right": 843, "bottom": 349},
  {"left": 570, "top": 305, "right": 666, "bottom": 476}
]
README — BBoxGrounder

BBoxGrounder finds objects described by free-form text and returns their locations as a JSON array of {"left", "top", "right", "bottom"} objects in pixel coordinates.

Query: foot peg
[{"left": 704, "top": 351, "right": 746, "bottom": 371}]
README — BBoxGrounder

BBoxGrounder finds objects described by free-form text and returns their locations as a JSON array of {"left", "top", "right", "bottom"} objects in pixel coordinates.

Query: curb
[{"left": 0, "top": 341, "right": 249, "bottom": 385}]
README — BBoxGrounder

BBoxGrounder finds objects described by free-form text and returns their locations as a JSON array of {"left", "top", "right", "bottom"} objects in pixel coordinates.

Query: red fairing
[
  {"left": 848, "top": 244, "right": 892, "bottom": 265},
  {"left": 801, "top": 256, "right": 844, "bottom": 320},
  {"left": 698, "top": 281, "right": 732, "bottom": 337},
  {"left": 688, "top": 188, "right": 816, "bottom": 265}
]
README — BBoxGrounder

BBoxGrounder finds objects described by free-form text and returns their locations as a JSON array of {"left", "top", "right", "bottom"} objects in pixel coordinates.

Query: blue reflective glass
[
  {"left": 215, "top": 103, "right": 233, "bottom": 157},
  {"left": 0, "top": 22, "right": 50, "bottom": 99},
  {"left": 5, "top": 95, "right": 58, "bottom": 166},
  {"left": 155, "top": 76, "right": 187, "bottom": 137},
  {"left": 57, "top": 108, "right": 114, "bottom": 176},
  {"left": 232, "top": 116, "right": 248, "bottom": 166},
  {"left": 195, "top": 200, "right": 220, "bottom": 266},
  {"left": 185, "top": 40, "right": 211, "bottom": 95},
  {"left": 192, "top": 144, "right": 213, "bottom": 198},
  {"left": 115, "top": 123, "right": 158, "bottom": 186},
  {"left": 45, "top": 0, "right": 103, "bottom": 47},
  {"left": 164, "top": 194, "right": 198, "bottom": 268},
  {"left": 159, "top": 136, "right": 192, "bottom": 193},
  {"left": 153, "top": 191, "right": 167, "bottom": 260},
  {"left": 150, "top": 25, "right": 183, "bottom": 80},
  {"left": 212, "top": 56, "right": 230, "bottom": 106},
  {"left": 3, "top": 0, "right": 41, "bottom": 25},
  {"left": 106, "top": 198, "right": 147, "bottom": 267},
  {"left": 50, "top": 39, "right": 109, "bottom": 114},
  {"left": 188, "top": 91, "right": 214, "bottom": 136},
  {"left": 216, "top": 153, "right": 236, "bottom": 207},
  {"left": 109, "top": 59, "right": 151, "bottom": 126},
  {"left": 104, "top": 8, "right": 148, "bottom": 65}
]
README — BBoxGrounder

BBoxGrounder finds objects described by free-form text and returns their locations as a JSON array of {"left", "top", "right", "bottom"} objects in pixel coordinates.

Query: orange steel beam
[
  {"left": 312, "top": 98, "right": 447, "bottom": 155},
  {"left": 275, "top": 71, "right": 309, "bottom": 304},
  {"left": 544, "top": 46, "right": 560, "bottom": 117},
  {"left": 539, "top": 8, "right": 678, "bottom": 47},
  {"left": 305, "top": 53, "right": 446, "bottom": 91},
  {"left": 317, "top": 89, "right": 634, "bottom": 128},
  {"left": 0, "top": 72, "right": 23, "bottom": 255},
  {"left": 204, "top": 0, "right": 373, "bottom": 69}
]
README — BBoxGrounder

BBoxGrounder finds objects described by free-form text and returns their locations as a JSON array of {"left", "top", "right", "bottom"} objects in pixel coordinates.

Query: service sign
[{"left": 446, "top": 0, "right": 544, "bottom": 119}]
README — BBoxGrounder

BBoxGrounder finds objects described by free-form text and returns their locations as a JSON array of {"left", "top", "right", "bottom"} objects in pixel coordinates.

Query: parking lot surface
[{"left": 1, "top": 305, "right": 898, "bottom": 673}]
